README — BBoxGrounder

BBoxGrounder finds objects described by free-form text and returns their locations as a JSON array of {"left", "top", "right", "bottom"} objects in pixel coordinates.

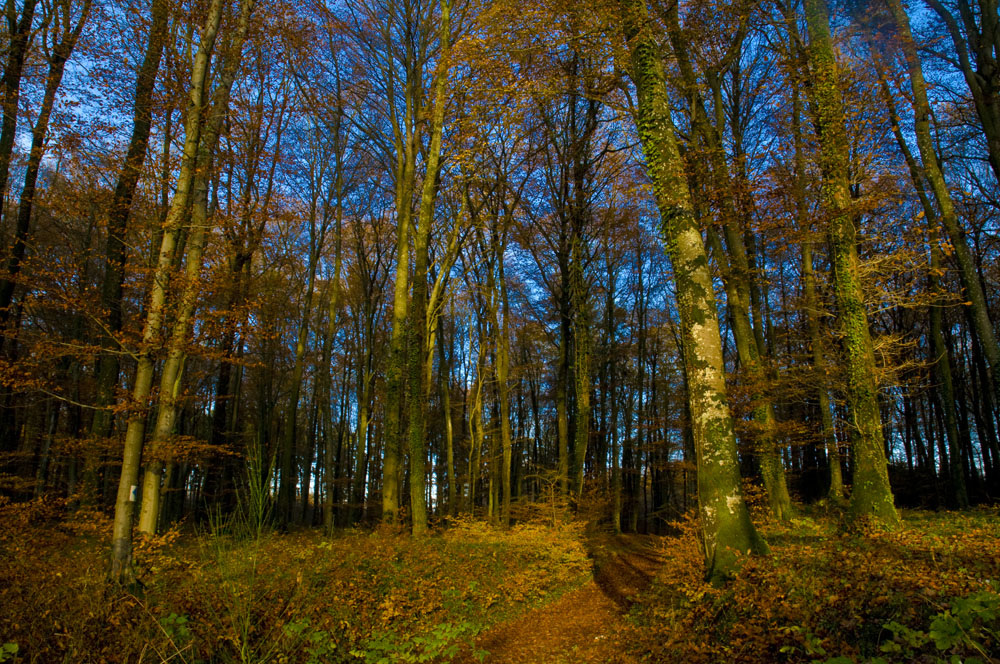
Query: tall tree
[
  {"left": 0, "top": 0, "right": 92, "bottom": 339},
  {"left": 109, "top": 0, "right": 230, "bottom": 582},
  {"left": 619, "top": 0, "right": 767, "bottom": 582},
  {"left": 881, "top": 0, "right": 1000, "bottom": 419},
  {"left": 802, "top": 0, "right": 899, "bottom": 527},
  {"left": 86, "top": 0, "right": 170, "bottom": 505}
]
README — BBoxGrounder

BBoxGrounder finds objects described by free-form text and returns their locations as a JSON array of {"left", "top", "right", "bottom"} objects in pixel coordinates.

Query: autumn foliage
[
  {"left": 620, "top": 507, "right": 1000, "bottom": 663},
  {"left": 0, "top": 500, "right": 590, "bottom": 662}
]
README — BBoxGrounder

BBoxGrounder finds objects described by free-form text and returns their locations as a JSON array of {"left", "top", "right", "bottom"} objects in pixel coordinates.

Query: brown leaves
[{"left": 621, "top": 508, "right": 1000, "bottom": 663}]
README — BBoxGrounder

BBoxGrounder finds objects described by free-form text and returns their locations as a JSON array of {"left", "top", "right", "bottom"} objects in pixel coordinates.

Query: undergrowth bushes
[
  {"left": 620, "top": 508, "right": 1000, "bottom": 663},
  {"left": 0, "top": 503, "right": 590, "bottom": 663},
  {"left": 3, "top": 497, "right": 998, "bottom": 664}
]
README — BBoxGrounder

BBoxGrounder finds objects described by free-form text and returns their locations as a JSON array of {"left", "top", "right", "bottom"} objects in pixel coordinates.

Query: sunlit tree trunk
[
  {"left": 136, "top": 0, "right": 251, "bottom": 535},
  {"left": 136, "top": 179, "right": 210, "bottom": 535},
  {"left": 620, "top": 0, "right": 766, "bottom": 582},
  {"left": 86, "top": 0, "right": 169, "bottom": 506},
  {"left": 109, "top": 0, "right": 225, "bottom": 583},
  {"left": 665, "top": 9, "right": 790, "bottom": 520}
]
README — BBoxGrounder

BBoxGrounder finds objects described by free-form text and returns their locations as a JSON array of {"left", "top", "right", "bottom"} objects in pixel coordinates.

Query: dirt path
[{"left": 457, "top": 534, "right": 665, "bottom": 664}]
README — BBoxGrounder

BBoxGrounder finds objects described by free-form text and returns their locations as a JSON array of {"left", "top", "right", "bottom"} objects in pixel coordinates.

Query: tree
[
  {"left": 801, "top": 0, "right": 899, "bottom": 527},
  {"left": 109, "top": 0, "right": 251, "bottom": 581},
  {"left": 619, "top": 0, "right": 767, "bottom": 582},
  {"left": 0, "top": 0, "right": 92, "bottom": 341},
  {"left": 86, "top": 0, "right": 170, "bottom": 506}
]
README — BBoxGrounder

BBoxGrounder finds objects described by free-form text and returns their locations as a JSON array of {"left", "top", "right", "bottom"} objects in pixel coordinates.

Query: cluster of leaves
[
  {"left": 620, "top": 508, "right": 1000, "bottom": 663},
  {"left": 0, "top": 503, "right": 590, "bottom": 663}
]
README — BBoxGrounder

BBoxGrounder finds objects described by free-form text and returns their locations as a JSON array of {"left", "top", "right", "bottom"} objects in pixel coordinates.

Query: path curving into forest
[{"left": 457, "top": 534, "right": 665, "bottom": 664}]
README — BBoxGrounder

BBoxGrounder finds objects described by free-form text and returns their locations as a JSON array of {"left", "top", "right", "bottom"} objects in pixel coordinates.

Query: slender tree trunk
[
  {"left": 0, "top": 0, "right": 92, "bottom": 336},
  {"left": 438, "top": 317, "right": 457, "bottom": 516},
  {"left": 280, "top": 238, "right": 319, "bottom": 524},
  {"left": 570, "top": 233, "right": 591, "bottom": 499},
  {"left": 137, "top": 174, "right": 210, "bottom": 535},
  {"left": 790, "top": 79, "right": 843, "bottom": 502},
  {"left": 88, "top": 0, "right": 169, "bottom": 502},
  {"left": 556, "top": 309, "right": 571, "bottom": 497},
  {"left": 109, "top": 0, "right": 225, "bottom": 583},
  {"left": 0, "top": 0, "right": 39, "bottom": 215},
  {"left": 136, "top": 2, "right": 251, "bottom": 534},
  {"left": 929, "top": 242, "right": 969, "bottom": 507},
  {"left": 877, "top": 59, "right": 968, "bottom": 509},
  {"left": 884, "top": 0, "right": 1000, "bottom": 414},
  {"left": 405, "top": 0, "right": 449, "bottom": 535},
  {"left": 497, "top": 252, "right": 514, "bottom": 526},
  {"left": 382, "top": 71, "right": 420, "bottom": 525}
]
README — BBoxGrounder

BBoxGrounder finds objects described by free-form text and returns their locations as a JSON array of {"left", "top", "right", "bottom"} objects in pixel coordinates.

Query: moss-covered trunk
[
  {"left": 620, "top": 0, "right": 766, "bottom": 582},
  {"left": 664, "top": 12, "right": 790, "bottom": 521},
  {"left": 803, "top": 0, "right": 898, "bottom": 527},
  {"left": 885, "top": 0, "right": 1000, "bottom": 417}
]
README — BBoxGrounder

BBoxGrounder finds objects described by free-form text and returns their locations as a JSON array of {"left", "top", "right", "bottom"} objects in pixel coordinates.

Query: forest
[{"left": 0, "top": 0, "right": 999, "bottom": 660}]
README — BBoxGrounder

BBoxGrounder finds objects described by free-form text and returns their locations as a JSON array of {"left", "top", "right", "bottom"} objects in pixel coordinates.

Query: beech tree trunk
[
  {"left": 803, "top": 0, "right": 899, "bottom": 527},
  {"left": 86, "top": 0, "right": 169, "bottom": 506},
  {"left": 109, "top": 0, "right": 225, "bottom": 583},
  {"left": 620, "top": 0, "right": 767, "bottom": 582}
]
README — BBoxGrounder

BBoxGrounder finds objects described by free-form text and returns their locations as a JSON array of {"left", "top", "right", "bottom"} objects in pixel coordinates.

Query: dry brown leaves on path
[{"left": 455, "top": 533, "right": 666, "bottom": 664}]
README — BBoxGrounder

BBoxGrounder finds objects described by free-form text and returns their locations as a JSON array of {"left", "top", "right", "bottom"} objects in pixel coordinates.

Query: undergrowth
[
  {"left": 0, "top": 500, "right": 590, "bottom": 663},
  {"left": 620, "top": 506, "right": 1000, "bottom": 663},
  {"left": 3, "top": 496, "right": 998, "bottom": 664}
]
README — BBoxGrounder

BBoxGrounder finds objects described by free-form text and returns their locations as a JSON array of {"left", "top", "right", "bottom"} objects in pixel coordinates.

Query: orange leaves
[{"left": 622, "top": 509, "right": 1000, "bottom": 663}]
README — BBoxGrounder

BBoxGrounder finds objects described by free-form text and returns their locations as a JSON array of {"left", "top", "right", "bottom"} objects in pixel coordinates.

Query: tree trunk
[
  {"left": 0, "top": 0, "right": 92, "bottom": 337},
  {"left": 136, "top": 2, "right": 252, "bottom": 535},
  {"left": 88, "top": 0, "right": 169, "bottom": 504},
  {"left": 0, "top": 0, "right": 39, "bottom": 216},
  {"left": 802, "top": 0, "right": 898, "bottom": 527},
  {"left": 620, "top": 0, "right": 767, "bottom": 582},
  {"left": 885, "top": 0, "right": 1000, "bottom": 416},
  {"left": 109, "top": 0, "right": 226, "bottom": 583}
]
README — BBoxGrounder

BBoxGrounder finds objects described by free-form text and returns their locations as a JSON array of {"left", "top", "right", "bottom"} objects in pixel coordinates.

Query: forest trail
[{"left": 458, "top": 534, "right": 666, "bottom": 664}]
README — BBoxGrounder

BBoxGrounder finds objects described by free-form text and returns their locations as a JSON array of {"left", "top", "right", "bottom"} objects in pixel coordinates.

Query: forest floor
[
  {"left": 454, "top": 533, "right": 665, "bottom": 663},
  {"left": 1, "top": 498, "right": 1000, "bottom": 663}
]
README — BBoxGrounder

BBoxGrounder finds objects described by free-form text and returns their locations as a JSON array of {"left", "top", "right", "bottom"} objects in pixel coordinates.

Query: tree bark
[
  {"left": 86, "top": 0, "right": 170, "bottom": 505},
  {"left": 885, "top": 0, "right": 1000, "bottom": 416},
  {"left": 109, "top": 0, "right": 226, "bottom": 583},
  {"left": 803, "top": 0, "right": 899, "bottom": 527},
  {"left": 620, "top": 0, "right": 767, "bottom": 582}
]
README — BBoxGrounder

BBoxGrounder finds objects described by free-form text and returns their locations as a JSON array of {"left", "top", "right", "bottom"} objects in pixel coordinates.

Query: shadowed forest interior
[{"left": 0, "top": 0, "right": 999, "bottom": 661}]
